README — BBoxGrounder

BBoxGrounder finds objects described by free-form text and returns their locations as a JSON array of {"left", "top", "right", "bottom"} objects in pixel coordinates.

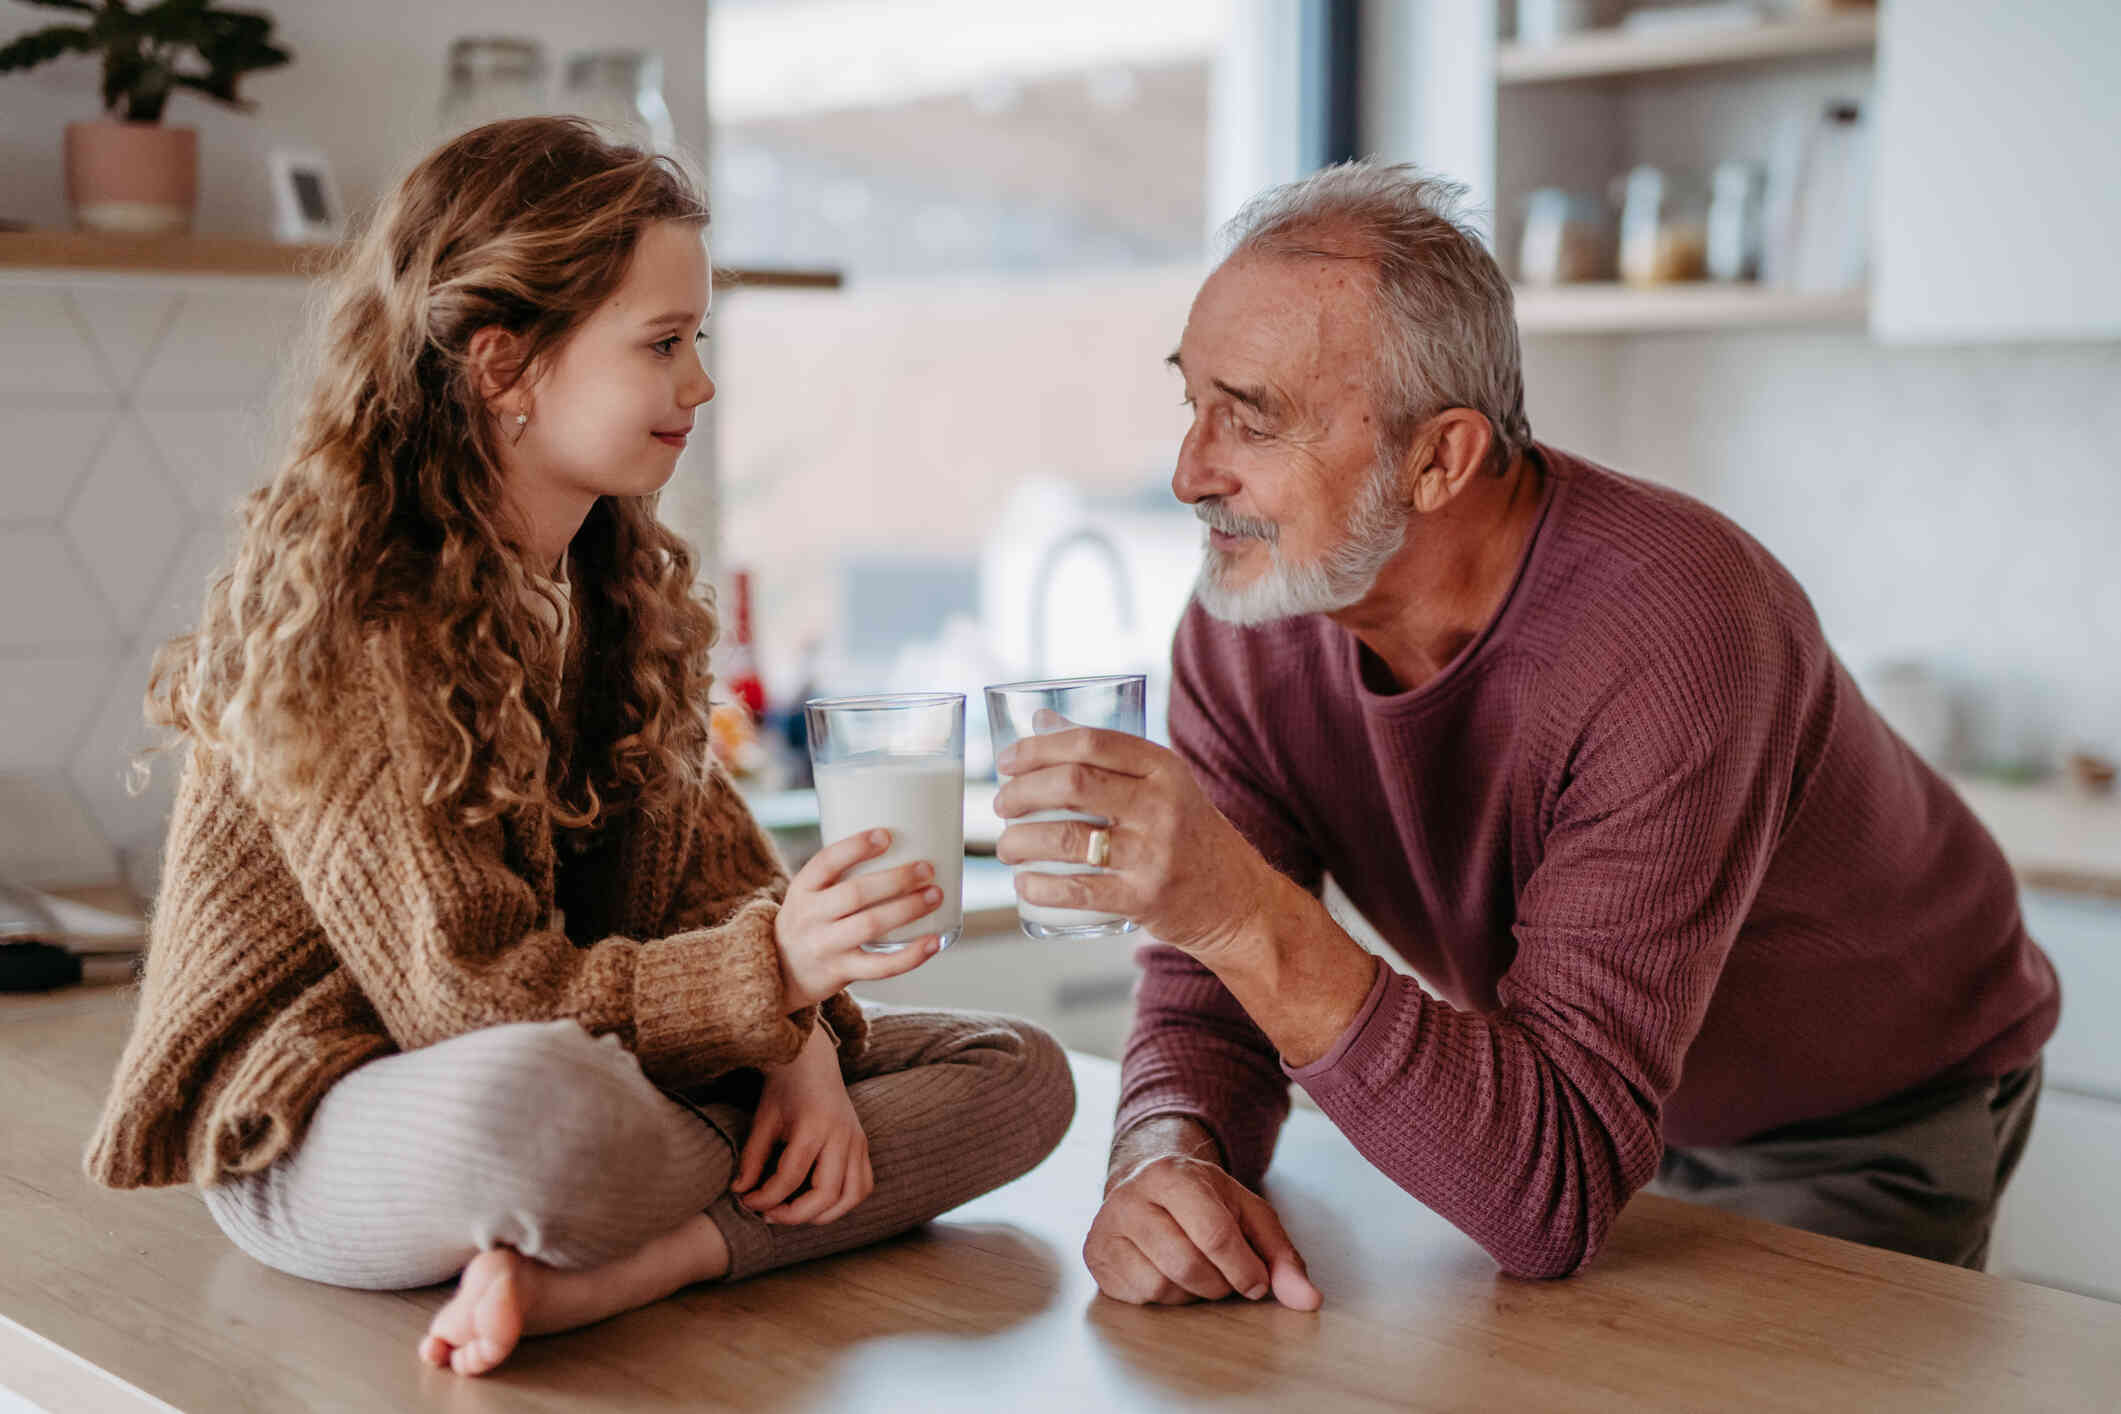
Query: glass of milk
[
  {"left": 984, "top": 675, "right": 1146, "bottom": 941},
  {"left": 804, "top": 693, "right": 965, "bottom": 954}
]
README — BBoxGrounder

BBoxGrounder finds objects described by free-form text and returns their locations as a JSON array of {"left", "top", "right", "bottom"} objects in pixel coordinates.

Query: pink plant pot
[{"left": 64, "top": 120, "right": 198, "bottom": 235}]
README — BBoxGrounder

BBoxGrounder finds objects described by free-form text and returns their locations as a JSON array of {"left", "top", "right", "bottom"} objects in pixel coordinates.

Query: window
[{"left": 706, "top": 0, "right": 1241, "bottom": 779}]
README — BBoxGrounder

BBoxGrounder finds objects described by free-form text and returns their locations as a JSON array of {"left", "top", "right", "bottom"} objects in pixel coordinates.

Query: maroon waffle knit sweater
[{"left": 1117, "top": 446, "right": 2059, "bottom": 1279}]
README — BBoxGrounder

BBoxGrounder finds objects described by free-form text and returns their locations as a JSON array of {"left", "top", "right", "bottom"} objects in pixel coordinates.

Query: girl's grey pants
[{"left": 201, "top": 1003, "right": 1076, "bottom": 1289}]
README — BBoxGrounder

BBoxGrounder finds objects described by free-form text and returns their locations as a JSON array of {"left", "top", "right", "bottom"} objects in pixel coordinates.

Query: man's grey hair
[{"left": 1220, "top": 161, "right": 1532, "bottom": 475}]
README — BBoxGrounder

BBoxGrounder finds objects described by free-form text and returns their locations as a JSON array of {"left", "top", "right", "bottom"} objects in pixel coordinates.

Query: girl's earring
[{"left": 511, "top": 411, "right": 529, "bottom": 445}]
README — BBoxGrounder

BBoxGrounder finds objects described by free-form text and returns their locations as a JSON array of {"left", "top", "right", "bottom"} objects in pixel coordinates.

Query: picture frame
[{"left": 266, "top": 144, "right": 344, "bottom": 244}]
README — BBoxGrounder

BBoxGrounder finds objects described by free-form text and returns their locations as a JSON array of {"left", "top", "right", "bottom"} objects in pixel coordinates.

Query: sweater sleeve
[
  {"left": 658, "top": 761, "right": 869, "bottom": 1064},
  {"left": 1111, "top": 608, "right": 1314, "bottom": 1184},
  {"left": 270, "top": 669, "right": 808, "bottom": 1090},
  {"left": 1288, "top": 575, "right": 1808, "bottom": 1278}
]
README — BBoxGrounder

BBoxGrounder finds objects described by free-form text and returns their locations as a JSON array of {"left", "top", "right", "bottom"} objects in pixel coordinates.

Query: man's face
[{"left": 1169, "top": 251, "right": 1408, "bottom": 626}]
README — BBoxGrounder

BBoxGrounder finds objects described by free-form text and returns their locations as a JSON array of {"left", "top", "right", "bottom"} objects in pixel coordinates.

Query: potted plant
[{"left": 0, "top": 0, "right": 290, "bottom": 234}]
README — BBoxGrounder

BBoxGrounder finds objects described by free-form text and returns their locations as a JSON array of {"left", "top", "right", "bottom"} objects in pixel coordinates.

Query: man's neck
[{"left": 1333, "top": 452, "right": 1548, "bottom": 695}]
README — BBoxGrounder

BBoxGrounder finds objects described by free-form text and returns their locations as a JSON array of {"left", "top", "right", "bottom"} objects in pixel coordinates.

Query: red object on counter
[{"left": 723, "top": 568, "right": 766, "bottom": 721}]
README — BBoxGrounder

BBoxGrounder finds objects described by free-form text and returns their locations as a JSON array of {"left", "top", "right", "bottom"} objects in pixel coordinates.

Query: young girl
[{"left": 82, "top": 116, "right": 1075, "bottom": 1378}]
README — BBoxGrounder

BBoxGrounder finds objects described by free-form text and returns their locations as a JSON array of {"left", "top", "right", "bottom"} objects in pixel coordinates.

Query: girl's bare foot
[
  {"left": 419, "top": 1214, "right": 732, "bottom": 1377},
  {"left": 420, "top": 1248, "right": 531, "bottom": 1376}
]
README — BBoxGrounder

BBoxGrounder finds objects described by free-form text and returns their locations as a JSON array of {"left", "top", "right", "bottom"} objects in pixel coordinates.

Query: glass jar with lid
[
  {"left": 560, "top": 50, "right": 675, "bottom": 153},
  {"left": 437, "top": 37, "right": 550, "bottom": 139}
]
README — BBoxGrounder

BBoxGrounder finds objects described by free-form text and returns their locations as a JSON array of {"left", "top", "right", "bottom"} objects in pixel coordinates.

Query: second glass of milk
[
  {"left": 805, "top": 693, "right": 965, "bottom": 953},
  {"left": 985, "top": 674, "right": 1146, "bottom": 941}
]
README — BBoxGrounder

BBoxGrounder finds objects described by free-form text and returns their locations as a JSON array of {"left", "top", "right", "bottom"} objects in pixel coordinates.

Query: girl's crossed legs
[{"left": 202, "top": 1004, "right": 1075, "bottom": 1373}]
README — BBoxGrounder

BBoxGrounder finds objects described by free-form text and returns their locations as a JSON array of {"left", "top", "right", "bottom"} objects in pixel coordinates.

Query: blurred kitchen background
[{"left": 2, "top": 0, "right": 2117, "bottom": 1299}]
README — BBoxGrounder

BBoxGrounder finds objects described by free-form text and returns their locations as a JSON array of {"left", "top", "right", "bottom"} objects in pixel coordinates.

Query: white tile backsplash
[
  {"left": 62, "top": 416, "right": 190, "bottom": 633},
  {"left": 0, "top": 653, "right": 114, "bottom": 773},
  {"left": 137, "top": 525, "right": 235, "bottom": 653},
  {"left": 0, "top": 289, "right": 111, "bottom": 400},
  {"left": 66, "top": 640, "right": 174, "bottom": 857},
  {"left": 133, "top": 290, "right": 308, "bottom": 404},
  {"left": 0, "top": 406, "right": 117, "bottom": 522},
  {"left": 68, "top": 287, "right": 182, "bottom": 397},
  {"left": 0, "top": 773, "right": 117, "bottom": 887},
  {"left": 136, "top": 404, "right": 274, "bottom": 518},
  {"left": 0, "top": 529, "right": 119, "bottom": 649},
  {"left": 0, "top": 275, "right": 299, "bottom": 889}
]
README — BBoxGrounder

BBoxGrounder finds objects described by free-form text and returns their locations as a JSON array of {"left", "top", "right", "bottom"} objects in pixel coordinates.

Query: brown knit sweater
[{"left": 85, "top": 623, "right": 861, "bottom": 1191}]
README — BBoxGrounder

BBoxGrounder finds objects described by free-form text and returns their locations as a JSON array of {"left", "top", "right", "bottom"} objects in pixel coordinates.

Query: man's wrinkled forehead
[{"left": 1182, "top": 251, "right": 1374, "bottom": 400}]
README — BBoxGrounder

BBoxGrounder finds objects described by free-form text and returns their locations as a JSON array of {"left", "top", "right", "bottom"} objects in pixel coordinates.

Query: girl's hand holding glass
[{"left": 773, "top": 828, "right": 945, "bottom": 1010}]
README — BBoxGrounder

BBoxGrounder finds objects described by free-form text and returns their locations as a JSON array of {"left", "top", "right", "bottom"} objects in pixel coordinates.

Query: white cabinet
[
  {"left": 1990, "top": 889, "right": 2121, "bottom": 1301},
  {"left": 1872, "top": 0, "right": 2121, "bottom": 342},
  {"left": 1990, "top": 1089, "right": 2121, "bottom": 1303}
]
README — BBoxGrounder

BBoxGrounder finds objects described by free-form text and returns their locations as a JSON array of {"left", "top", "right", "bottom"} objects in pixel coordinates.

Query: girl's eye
[{"left": 652, "top": 335, "right": 682, "bottom": 356}]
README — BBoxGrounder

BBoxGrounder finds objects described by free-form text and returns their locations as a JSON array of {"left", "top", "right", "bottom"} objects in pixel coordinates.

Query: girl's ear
[{"left": 467, "top": 325, "right": 530, "bottom": 406}]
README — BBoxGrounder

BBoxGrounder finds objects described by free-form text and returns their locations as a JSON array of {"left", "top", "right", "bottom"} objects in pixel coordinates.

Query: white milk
[
  {"left": 1012, "top": 808, "right": 1132, "bottom": 935},
  {"left": 813, "top": 754, "right": 965, "bottom": 950}
]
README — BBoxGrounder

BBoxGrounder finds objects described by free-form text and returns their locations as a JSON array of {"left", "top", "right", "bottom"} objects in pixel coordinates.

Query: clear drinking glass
[
  {"left": 805, "top": 693, "right": 965, "bottom": 953},
  {"left": 985, "top": 674, "right": 1146, "bottom": 941}
]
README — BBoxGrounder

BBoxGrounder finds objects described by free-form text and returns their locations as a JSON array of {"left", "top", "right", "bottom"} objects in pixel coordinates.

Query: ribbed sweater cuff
[
  {"left": 633, "top": 897, "right": 805, "bottom": 1082},
  {"left": 1283, "top": 959, "right": 1399, "bottom": 1091}
]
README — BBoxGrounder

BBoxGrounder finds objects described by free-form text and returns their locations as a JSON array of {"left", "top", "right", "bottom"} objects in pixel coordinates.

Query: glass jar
[
  {"left": 1617, "top": 165, "right": 1708, "bottom": 286},
  {"left": 560, "top": 50, "right": 675, "bottom": 153},
  {"left": 1706, "top": 160, "right": 1766, "bottom": 282},
  {"left": 1519, "top": 187, "right": 1613, "bottom": 284},
  {"left": 437, "top": 37, "right": 550, "bottom": 139}
]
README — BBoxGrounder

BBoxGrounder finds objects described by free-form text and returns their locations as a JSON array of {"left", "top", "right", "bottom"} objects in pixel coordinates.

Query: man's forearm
[
  {"left": 1198, "top": 868, "right": 1383, "bottom": 1070},
  {"left": 1106, "top": 1114, "right": 1224, "bottom": 1194}
]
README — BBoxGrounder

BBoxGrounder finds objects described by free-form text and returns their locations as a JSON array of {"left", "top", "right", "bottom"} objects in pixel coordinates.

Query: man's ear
[
  {"left": 466, "top": 325, "right": 531, "bottom": 410},
  {"left": 1406, "top": 408, "right": 1496, "bottom": 516}
]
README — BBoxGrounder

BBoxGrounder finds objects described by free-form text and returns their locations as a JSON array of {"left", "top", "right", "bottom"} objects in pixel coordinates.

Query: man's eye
[{"left": 1238, "top": 422, "right": 1271, "bottom": 443}]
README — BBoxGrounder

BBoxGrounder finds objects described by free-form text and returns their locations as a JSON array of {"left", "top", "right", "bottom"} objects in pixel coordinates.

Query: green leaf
[
  {"left": 0, "top": 24, "right": 97, "bottom": 73},
  {"left": 15, "top": 0, "right": 290, "bottom": 115},
  {"left": 169, "top": 69, "right": 248, "bottom": 109}
]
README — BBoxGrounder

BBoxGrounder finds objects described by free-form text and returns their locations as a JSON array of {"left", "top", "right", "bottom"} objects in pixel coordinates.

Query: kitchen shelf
[
  {"left": 1514, "top": 282, "right": 1867, "bottom": 333},
  {"left": 1497, "top": 11, "right": 1876, "bottom": 84},
  {"left": 0, "top": 230, "right": 842, "bottom": 289}
]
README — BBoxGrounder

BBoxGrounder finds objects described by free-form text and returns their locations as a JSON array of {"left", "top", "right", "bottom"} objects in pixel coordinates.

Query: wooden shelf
[
  {"left": 0, "top": 230, "right": 842, "bottom": 289},
  {"left": 1498, "top": 12, "right": 1876, "bottom": 84},
  {"left": 1514, "top": 282, "right": 1867, "bottom": 333}
]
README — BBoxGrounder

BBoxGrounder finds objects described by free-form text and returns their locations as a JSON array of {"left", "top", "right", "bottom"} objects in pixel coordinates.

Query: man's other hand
[{"left": 1084, "top": 1149, "right": 1323, "bottom": 1310}]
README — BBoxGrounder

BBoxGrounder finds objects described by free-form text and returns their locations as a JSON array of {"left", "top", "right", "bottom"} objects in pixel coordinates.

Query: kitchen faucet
[{"left": 1026, "top": 526, "right": 1136, "bottom": 679}]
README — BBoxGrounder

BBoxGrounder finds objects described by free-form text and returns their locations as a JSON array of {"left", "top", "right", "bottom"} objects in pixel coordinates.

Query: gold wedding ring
[{"left": 1085, "top": 826, "right": 1112, "bottom": 869}]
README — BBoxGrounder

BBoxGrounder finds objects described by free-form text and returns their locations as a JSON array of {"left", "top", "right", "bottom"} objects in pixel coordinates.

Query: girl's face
[{"left": 500, "top": 220, "right": 715, "bottom": 548}]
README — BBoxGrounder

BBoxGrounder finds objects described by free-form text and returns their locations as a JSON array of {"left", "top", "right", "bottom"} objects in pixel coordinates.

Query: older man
[{"left": 992, "top": 163, "right": 2058, "bottom": 1305}]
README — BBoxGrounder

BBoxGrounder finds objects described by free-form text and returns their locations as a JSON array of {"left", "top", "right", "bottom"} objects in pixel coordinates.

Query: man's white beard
[{"left": 1193, "top": 460, "right": 1407, "bottom": 626}]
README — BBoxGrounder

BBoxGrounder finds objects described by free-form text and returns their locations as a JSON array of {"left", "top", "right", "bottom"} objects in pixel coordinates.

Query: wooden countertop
[{"left": 3, "top": 984, "right": 2117, "bottom": 1411}]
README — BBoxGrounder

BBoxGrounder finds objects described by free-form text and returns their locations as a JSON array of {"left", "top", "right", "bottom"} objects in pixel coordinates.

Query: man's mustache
[{"left": 1194, "top": 499, "right": 1278, "bottom": 543}]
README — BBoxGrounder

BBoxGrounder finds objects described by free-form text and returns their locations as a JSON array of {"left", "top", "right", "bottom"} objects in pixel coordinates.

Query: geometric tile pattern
[{"left": 0, "top": 275, "right": 308, "bottom": 893}]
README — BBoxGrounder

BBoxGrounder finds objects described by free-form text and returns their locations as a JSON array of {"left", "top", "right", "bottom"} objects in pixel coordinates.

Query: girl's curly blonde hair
[{"left": 148, "top": 116, "right": 719, "bottom": 830}]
